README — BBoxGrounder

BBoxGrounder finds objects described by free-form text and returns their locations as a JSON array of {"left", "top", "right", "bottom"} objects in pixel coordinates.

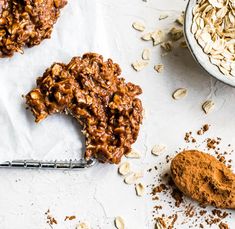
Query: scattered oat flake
[
  {"left": 151, "top": 144, "right": 167, "bottom": 156},
  {"left": 118, "top": 162, "right": 131, "bottom": 176},
  {"left": 135, "top": 183, "right": 145, "bottom": 196},
  {"left": 151, "top": 29, "right": 165, "bottom": 46},
  {"left": 76, "top": 222, "right": 91, "bottom": 229},
  {"left": 114, "top": 216, "right": 125, "bottom": 229},
  {"left": 161, "top": 41, "right": 173, "bottom": 52},
  {"left": 125, "top": 149, "right": 141, "bottom": 158},
  {"left": 124, "top": 171, "right": 143, "bottom": 184},
  {"left": 154, "top": 64, "right": 164, "bottom": 73},
  {"left": 172, "top": 88, "right": 187, "bottom": 100},
  {"left": 176, "top": 14, "right": 184, "bottom": 25},
  {"left": 169, "top": 27, "right": 183, "bottom": 41},
  {"left": 132, "top": 21, "right": 145, "bottom": 32},
  {"left": 159, "top": 14, "right": 168, "bottom": 20},
  {"left": 142, "top": 48, "right": 151, "bottom": 60},
  {"left": 180, "top": 40, "right": 188, "bottom": 48},
  {"left": 141, "top": 32, "right": 152, "bottom": 41},
  {"left": 202, "top": 100, "right": 215, "bottom": 114},
  {"left": 132, "top": 60, "right": 148, "bottom": 71}
]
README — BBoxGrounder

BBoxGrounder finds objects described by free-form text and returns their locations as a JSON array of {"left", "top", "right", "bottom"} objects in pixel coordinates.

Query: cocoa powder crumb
[
  {"left": 168, "top": 214, "right": 178, "bottom": 229},
  {"left": 185, "top": 204, "right": 195, "bottom": 217},
  {"left": 64, "top": 215, "right": 76, "bottom": 221},
  {"left": 151, "top": 184, "right": 167, "bottom": 195},
  {"left": 199, "top": 210, "right": 207, "bottom": 216},
  {"left": 45, "top": 210, "right": 57, "bottom": 226},
  {"left": 219, "top": 222, "right": 229, "bottom": 229},
  {"left": 212, "top": 210, "right": 229, "bottom": 219},
  {"left": 171, "top": 188, "right": 183, "bottom": 207}
]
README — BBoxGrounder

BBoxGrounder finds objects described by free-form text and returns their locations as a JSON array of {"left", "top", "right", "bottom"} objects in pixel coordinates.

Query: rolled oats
[
  {"left": 76, "top": 222, "right": 91, "bottom": 229},
  {"left": 176, "top": 13, "right": 185, "bottom": 25},
  {"left": 192, "top": 0, "right": 235, "bottom": 77},
  {"left": 169, "top": 27, "right": 184, "bottom": 41},
  {"left": 151, "top": 29, "right": 165, "bottom": 46},
  {"left": 114, "top": 216, "right": 125, "bottom": 229},
  {"left": 161, "top": 41, "right": 173, "bottom": 52},
  {"left": 141, "top": 32, "right": 153, "bottom": 41},
  {"left": 159, "top": 14, "right": 169, "bottom": 20},
  {"left": 125, "top": 149, "right": 141, "bottom": 159},
  {"left": 180, "top": 40, "right": 188, "bottom": 48},
  {"left": 132, "top": 21, "right": 145, "bottom": 32},
  {"left": 118, "top": 162, "right": 131, "bottom": 176},
  {"left": 202, "top": 100, "right": 215, "bottom": 114},
  {"left": 172, "top": 88, "right": 188, "bottom": 100},
  {"left": 132, "top": 60, "right": 149, "bottom": 71},
  {"left": 142, "top": 48, "right": 151, "bottom": 60},
  {"left": 151, "top": 144, "right": 167, "bottom": 156},
  {"left": 124, "top": 171, "right": 143, "bottom": 184},
  {"left": 135, "top": 183, "right": 145, "bottom": 196},
  {"left": 154, "top": 64, "right": 164, "bottom": 73}
]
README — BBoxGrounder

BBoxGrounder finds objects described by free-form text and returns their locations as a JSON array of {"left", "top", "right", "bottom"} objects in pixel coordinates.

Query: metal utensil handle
[{"left": 0, "top": 159, "right": 96, "bottom": 170}]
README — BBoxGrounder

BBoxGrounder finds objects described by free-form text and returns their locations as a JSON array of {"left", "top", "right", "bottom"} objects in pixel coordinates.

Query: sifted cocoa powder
[{"left": 171, "top": 150, "right": 235, "bottom": 209}]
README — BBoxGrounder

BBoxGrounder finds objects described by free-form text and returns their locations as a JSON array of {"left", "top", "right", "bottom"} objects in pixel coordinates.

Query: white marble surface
[{"left": 0, "top": 0, "right": 234, "bottom": 228}]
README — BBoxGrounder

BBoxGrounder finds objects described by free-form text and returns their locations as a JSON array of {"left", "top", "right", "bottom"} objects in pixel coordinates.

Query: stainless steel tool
[{"left": 0, "top": 158, "right": 96, "bottom": 170}]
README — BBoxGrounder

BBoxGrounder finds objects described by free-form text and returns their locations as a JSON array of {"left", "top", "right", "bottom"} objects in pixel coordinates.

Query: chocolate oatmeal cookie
[
  {"left": 0, "top": 0, "right": 67, "bottom": 57},
  {"left": 26, "top": 53, "right": 143, "bottom": 164}
]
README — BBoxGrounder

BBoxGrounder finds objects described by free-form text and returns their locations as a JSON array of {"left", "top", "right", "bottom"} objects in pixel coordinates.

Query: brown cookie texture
[
  {"left": 26, "top": 53, "right": 143, "bottom": 164},
  {"left": 171, "top": 150, "right": 235, "bottom": 209},
  {"left": 0, "top": 0, "right": 67, "bottom": 57}
]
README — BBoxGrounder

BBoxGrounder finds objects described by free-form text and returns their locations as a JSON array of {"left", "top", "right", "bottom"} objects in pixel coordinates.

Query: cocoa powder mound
[{"left": 171, "top": 150, "right": 235, "bottom": 209}]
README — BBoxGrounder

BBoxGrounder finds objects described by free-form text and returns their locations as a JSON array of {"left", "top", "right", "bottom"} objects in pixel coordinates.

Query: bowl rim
[{"left": 184, "top": 0, "right": 235, "bottom": 87}]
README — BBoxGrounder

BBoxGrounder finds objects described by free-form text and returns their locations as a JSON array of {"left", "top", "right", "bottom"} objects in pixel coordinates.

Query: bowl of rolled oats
[{"left": 184, "top": 0, "right": 235, "bottom": 87}]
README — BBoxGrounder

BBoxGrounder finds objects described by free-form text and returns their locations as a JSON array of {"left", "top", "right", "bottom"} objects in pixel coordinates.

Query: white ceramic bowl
[{"left": 184, "top": 0, "right": 235, "bottom": 87}]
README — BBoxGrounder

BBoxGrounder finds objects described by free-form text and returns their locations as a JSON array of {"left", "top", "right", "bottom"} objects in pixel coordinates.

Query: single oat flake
[
  {"left": 172, "top": 88, "right": 188, "bottom": 100},
  {"left": 151, "top": 29, "right": 165, "bottom": 46},
  {"left": 142, "top": 48, "right": 151, "bottom": 60},
  {"left": 141, "top": 32, "right": 153, "bottom": 41},
  {"left": 114, "top": 216, "right": 125, "bottom": 229},
  {"left": 132, "top": 60, "right": 148, "bottom": 71},
  {"left": 161, "top": 41, "right": 173, "bottom": 52},
  {"left": 125, "top": 149, "right": 141, "bottom": 159},
  {"left": 159, "top": 14, "right": 169, "bottom": 20},
  {"left": 169, "top": 27, "right": 183, "bottom": 41},
  {"left": 151, "top": 144, "right": 167, "bottom": 156},
  {"left": 176, "top": 14, "right": 184, "bottom": 25},
  {"left": 76, "top": 222, "right": 91, "bottom": 229},
  {"left": 154, "top": 64, "right": 164, "bottom": 73},
  {"left": 124, "top": 171, "right": 143, "bottom": 184},
  {"left": 118, "top": 162, "right": 131, "bottom": 176},
  {"left": 202, "top": 100, "right": 215, "bottom": 114},
  {"left": 132, "top": 21, "right": 145, "bottom": 32},
  {"left": 135, "top": 183, "right": 145, "bottom": 196}
]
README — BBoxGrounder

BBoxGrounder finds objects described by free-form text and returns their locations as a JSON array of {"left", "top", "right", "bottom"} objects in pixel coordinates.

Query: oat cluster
[
  {"left": 26, "top": 53, "right": 143, "bottom": 164},
  {"left": 0, "top": 0, "right": 67, "bottom": 57},
  {"left": 192, "top": 0, "right": 235, "bottom": 76}
]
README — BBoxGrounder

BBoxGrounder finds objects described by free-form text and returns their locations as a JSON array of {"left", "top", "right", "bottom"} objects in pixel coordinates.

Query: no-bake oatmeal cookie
[
  {"left": 0, "top": 0, "right": 67, "bottom": 57},
  {"left": 26, "top": 53, "right": 143, "bottom": 164}
]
